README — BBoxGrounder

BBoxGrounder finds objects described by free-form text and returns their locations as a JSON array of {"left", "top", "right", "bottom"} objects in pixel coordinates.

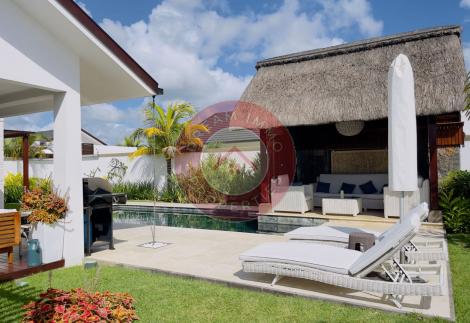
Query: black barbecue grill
[{"left": 83, "top": 178, "right": 127, "bottom": 255}]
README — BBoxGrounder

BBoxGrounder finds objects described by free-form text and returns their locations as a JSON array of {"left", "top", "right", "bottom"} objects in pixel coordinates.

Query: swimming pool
[{"left": 113, "top": 205, "right": 258, "bottom": 233}]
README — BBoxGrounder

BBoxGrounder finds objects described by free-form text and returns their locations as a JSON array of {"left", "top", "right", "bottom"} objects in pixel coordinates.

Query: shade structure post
[
  {"left": 388, "top": 54, "right": 418, "bottom": 222},
  {"left": 53, "top": 91, "right": 84, "bottom": 266},
  {"left": 22, "top": 134, "right": 29, "bottom": 190}
]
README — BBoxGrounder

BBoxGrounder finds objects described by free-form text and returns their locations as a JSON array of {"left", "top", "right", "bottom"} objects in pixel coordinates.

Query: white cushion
[
  {"left": 349, "top": 219, "right": 419, "bottom": 275},
  {"left": 377, "top": 202, "right": 428, "bottom": 240},
  {"left": 285, "top": 226, "right": 380, "bottom": 243},
  {"left": 240, "top": 242, "right": 362, "bottom": 275}
]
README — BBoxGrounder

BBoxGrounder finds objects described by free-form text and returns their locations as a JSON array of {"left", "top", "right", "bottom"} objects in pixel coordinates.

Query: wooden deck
[{"left": 0, "top": 246, "right": 64, "bottom": 282}]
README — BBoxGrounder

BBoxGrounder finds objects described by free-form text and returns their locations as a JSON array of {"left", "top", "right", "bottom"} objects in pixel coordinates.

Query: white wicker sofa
[{"left": 313, "top": 174, "right": 388, "bottom": 210}]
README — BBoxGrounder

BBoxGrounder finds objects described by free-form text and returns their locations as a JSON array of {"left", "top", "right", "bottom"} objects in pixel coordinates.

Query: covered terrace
[{"left": 0, "top": 0, "right": 161, "bottom": 279}]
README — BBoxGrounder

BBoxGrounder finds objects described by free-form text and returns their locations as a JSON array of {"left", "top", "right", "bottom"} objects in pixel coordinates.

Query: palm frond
[
  {"left": 179, "top": 122, "right": 209, "bottom": 148},
  {"left": 129, "top": 147, "right": 152, "bottom": 159},
  {"left": 144, "top": 127, "right": 165, "bottom": 137}
]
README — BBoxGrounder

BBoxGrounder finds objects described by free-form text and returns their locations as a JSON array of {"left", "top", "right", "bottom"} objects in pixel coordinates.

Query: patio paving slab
[{"left": 89, "top": 224, "right": 453, "bottom": 320}]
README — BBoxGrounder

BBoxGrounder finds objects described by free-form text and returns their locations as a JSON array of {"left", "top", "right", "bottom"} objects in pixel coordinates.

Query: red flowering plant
[
  {"left": 21, "top": 188, "right": 68, "bottom": 224},
  {"left": 22, "top": 288, "right": 139, "bottom": 322}
]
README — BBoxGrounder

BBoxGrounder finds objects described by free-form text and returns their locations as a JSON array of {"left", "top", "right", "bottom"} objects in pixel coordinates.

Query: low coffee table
[{"left": 322, "top": 198, "right": 363, "bottom": 217}]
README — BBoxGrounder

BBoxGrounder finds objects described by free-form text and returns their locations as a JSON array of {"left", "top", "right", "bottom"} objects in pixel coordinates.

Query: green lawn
[{"left": 1, "top": 234, "right": 469, "bottom": 323}]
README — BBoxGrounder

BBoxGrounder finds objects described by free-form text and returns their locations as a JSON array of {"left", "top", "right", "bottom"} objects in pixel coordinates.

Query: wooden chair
[{"left": 0, "top": 211, "right": 20, "bottom": 264}]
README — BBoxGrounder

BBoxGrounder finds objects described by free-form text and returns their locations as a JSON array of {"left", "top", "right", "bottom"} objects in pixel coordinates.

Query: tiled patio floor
[{"left": 89, "top": 223, "right": 453, "bottom": 320}]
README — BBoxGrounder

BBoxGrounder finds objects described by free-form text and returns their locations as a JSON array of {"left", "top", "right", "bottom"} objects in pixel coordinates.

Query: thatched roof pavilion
[{"left": 241, "top": 25, "right": 466, "bottom": 127}]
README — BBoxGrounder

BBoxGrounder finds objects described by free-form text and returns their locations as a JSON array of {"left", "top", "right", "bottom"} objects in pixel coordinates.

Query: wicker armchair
[
  {"left": 383, "top": 179, "right": 430, "bottom": 218},
  {"left": 271, "top": 175, "right": 314, "bottom": 213}
]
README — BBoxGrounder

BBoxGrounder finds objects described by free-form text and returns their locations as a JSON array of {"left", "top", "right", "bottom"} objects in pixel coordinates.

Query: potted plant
[{"left": 21, "top": 188, "right": 68, "bottom": 263}]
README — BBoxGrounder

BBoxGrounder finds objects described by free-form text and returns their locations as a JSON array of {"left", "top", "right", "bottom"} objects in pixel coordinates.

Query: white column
[
  {"left": 53, "top": 91, "right": 83, "bottom": 266},
  {"left": 0, "top": 118, "right": 4, "bottom": 208}
]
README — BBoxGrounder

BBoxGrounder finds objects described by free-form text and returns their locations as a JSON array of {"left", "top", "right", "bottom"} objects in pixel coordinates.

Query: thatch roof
[{"left": 241, "top": 25, "right": 466, "bottom": 127}]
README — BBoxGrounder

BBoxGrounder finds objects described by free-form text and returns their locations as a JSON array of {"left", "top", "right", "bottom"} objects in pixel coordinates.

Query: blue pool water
[{"left": 113, "top": 205, "right": 258, "bottom": 233}]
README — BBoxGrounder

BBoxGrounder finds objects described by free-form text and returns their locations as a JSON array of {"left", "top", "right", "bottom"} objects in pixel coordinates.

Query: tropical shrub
[
  {"left": 22, "top": 288, "right": 138, "bottom": 322},
  {"left": 4, "top": 172, "right": 51, "bottom": 205},
  {"left": 112, "top": 181, "right": 155, "bottom": 200},
  {"left": 175, "top": 165, "right": 225, "bottom": 204},
  {"left": 174, "top": 154, "right": 263, "bottom": 204},
  {"left": 439, "top": 190, "right": 470, "bottom": 233},
  {"left": 439, "top": 170, "right": 470, "bottom": 233},
  {"left": 22, "top": 188, "right": 68, "bottom": 224},
  {"left": 202, "top": 153, "right": 263, "bottom": 196},
  {"left": 107, "top": 158, "right": 128, "bottom": 183},
  {"left": 159, "top": 175, "right": 187, "bottom": 203},
  {"left": 440, "top": 170, "right": 470, "bottom": 198}
]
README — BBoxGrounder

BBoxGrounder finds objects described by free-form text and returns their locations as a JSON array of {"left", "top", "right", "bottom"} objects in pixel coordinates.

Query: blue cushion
[
  {"left": 316, "top": 181, "right": 330, "bottom": 193},
  {"left": 359, "top": 181, "right": 378, "bottom": 194},
  {"left": 339, "top": 182, "right": 355, "bottom": 194}
]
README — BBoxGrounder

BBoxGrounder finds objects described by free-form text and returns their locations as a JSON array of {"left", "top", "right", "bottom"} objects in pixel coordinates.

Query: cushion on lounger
[
  {"left": 377, "top": 203, "right": 428, "bottom": 241},
  {"left": 316, "top": 182, "right": 330, "bottom": 193},
  {"left": 240, "top": 242, "right": 362, "bottom": 275},
  {"left": 284, "top": 226, "right": 380, "bottom": 243},
  {"left": 349, "top": 218, "right": 420, "bottom": 276}
]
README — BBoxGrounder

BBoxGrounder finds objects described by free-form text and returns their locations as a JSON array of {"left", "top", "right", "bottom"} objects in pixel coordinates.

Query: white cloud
[
  {"left": 461, "top": 0, "right": 470, "bottom": 9},
  {"left": 5, "top": 112, "right": 53, "bottom": 132},
  {"left": 320, "top": 0, "right": 383, "bottom": 37},
  {"left": 81, "top": 103, "right": 146, "bottom": 144},
  {"left": 463, "top": 43, "right": 470, "bottom": 70},
  {"left": 99, "top": 0, "right": 383, "bottom": 109},
  {"left": 7, "top": 0, "right": 382, "bottom": 145}
]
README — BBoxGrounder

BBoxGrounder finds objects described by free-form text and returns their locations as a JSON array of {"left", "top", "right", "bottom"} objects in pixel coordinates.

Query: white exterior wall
[
  {"left": 4, "top": 150, "right": 260, "bottom": 188},
  {"left": 4, "top": 154, "right": 168, "bottom": 188},
  {"left": 460, "top": 112, "right": 470, "bottom": 171},
  {"left": 0, "top": 1, "right": 84, "bottom": 265}
]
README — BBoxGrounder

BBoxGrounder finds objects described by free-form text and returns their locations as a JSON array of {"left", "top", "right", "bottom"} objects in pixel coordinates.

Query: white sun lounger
[
  {"left": 284, "top": 203, "right": 448, "bottom": 262},
  {"left": 240, "top": 209, "right": 445, "bottom": 308}
]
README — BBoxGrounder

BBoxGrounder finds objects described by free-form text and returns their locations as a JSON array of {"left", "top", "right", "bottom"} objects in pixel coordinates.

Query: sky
[{"left": 6, "top": 0, "right": 470, "bottom": 144}]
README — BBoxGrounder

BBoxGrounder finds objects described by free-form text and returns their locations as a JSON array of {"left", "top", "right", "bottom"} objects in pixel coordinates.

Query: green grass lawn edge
[{"left": 1, "top": 233, "right": 469, "bottom": 322}]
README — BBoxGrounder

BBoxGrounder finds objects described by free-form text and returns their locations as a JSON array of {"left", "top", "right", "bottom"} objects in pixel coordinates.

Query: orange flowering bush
[
  {"left": 22, "top": 188, "right": 68, "bottom": 224},
  {"left": 22, "top": 288, "right": 138, "bottom": 322}
]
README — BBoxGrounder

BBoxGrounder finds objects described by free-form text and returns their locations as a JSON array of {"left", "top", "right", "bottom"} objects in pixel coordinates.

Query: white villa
[{"left": 0, "top": 0, "right": 161, "bottom": 265}]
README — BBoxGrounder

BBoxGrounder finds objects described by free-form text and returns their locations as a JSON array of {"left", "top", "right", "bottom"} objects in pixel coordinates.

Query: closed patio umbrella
[{"left": 388, "top": 54, "right": 418, "bottom": 223}]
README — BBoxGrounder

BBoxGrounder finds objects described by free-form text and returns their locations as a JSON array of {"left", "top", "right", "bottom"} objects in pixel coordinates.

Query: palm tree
[
  {"left": 121, "top": 135, "right": 142, "bottom": 147},
  {"left": 4, "top": 134, "right": 47, "bottom": 159},
  {"left": 130, "top": 101, "right": 208, "bottom": 177}
]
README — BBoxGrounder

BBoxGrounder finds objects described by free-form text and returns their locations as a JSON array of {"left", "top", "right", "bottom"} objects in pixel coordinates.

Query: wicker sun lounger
[
  {"left": 284, "top": 203, "right": 448, "bottom": 262},
  {"left": 240, "top": 206, "right": 445, "bottom": 308}
]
